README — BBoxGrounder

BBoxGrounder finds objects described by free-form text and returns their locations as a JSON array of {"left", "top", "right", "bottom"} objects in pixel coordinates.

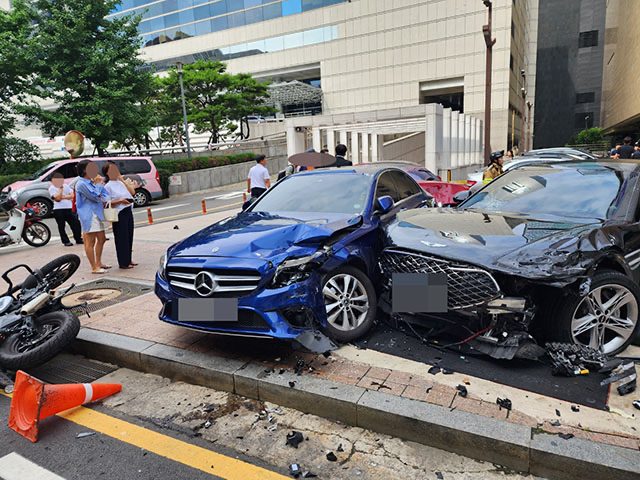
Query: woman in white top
[{"left": 103, "top": 161, "right": 138, "bottom": 269}]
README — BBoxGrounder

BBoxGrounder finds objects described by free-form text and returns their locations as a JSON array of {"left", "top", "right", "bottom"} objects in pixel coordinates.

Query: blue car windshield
[
  {"left": 253, "top": 173, "right": 372, "bottom": 215},
  {"left": 462, "top": 165, "right": 627, "bottom": 221}
]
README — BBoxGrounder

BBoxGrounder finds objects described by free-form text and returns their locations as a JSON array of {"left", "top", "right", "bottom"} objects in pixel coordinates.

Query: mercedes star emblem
[{"left": 195, "top": 271, "right": 218, "bottom": 297}]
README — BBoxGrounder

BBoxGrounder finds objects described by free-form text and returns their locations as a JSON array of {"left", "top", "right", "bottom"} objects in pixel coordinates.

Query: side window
[
  {"left": 390, "top": 171, "right": 421, "bottom": 200},
  {"left": 127, "top": 159, "right": 152, "bottom": 174},
  {"left": 375, "top": 172, "right": 399, "bottom": 202},
  {"left": 46, "top": 162, "right": 78, "bottom": 180}
]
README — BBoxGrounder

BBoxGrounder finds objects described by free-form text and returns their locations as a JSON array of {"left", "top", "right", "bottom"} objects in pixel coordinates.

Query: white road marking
[
  {"left": 133, "top": 203, "right": 190, "bottom": 215},
  {"left": 0, "top": 452, "right": 66, "bottom": 480},
  {"left": 205, "top": 191, "right": 244, "bottom": 201}
]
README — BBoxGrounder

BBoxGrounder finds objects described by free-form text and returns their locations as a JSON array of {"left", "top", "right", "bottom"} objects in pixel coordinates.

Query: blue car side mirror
[{"left": 375, "top": 195, "right": 395, "bottom": 214}]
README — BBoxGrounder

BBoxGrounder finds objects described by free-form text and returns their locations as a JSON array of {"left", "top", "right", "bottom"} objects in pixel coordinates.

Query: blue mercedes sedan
[{"left": 155, "top": 165, "right": 432, "bottom": 347}]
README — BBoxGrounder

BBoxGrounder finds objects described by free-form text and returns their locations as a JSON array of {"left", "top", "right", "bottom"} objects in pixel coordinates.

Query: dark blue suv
[{"left": 155, "top": 166, "right": 431, "bottom": 346}]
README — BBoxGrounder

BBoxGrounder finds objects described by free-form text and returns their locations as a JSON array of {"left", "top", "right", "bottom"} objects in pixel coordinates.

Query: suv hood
[
  {"left": 170, "top": 211, "right": 363, "bottom": 261},
  {"left": 385, "top": 208, "right": 605, "bottom": 279}
]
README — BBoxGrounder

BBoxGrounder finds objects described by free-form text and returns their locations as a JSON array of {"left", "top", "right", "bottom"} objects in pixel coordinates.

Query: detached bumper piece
[
  {"left": 546, "top": 343, "right": 607, "bottom": 377},
  {"left": 379, "top": 249, "right": 500, "bottom": 310},
  {"left": 293, "top": 330, "right": 338, "bottom": 354}
]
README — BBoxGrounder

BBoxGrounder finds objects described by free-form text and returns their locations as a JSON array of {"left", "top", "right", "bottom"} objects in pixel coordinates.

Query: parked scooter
[
  {"left": 0, "top": 254, "right": 83, "bottom": 370},
  {"left": 0, "top": 187, "right": 51, "bottom": 247}
]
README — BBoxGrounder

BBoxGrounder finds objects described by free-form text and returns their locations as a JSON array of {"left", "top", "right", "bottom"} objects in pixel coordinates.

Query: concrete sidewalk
[{"left": 0, "top": 206, "right": 638, "bottom": 478}]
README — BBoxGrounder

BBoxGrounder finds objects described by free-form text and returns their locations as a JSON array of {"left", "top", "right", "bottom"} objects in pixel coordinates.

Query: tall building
[
  {"left": 601, "top": 0, "right": 640, "bottom": 138},
  {"left": 114, "top": 0, "right": 539, "bottom": 152},
  {"left": 533, "top": 0, "right": 606, "bottom": 148}
]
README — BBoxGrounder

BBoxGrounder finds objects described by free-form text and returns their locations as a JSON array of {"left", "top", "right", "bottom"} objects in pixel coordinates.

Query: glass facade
[
  {"left": 149, "top": 25, "right": 338, "bottom": 71},
  {"left": 108, "top": 0, "right": 346, "bottom": 46}
]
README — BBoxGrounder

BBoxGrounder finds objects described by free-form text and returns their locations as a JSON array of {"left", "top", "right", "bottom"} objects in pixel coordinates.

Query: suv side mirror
[
  {"left": 453, "top": 190, "right": 470, "bottom": 204},
  {"left": 375, "top": 195, "right": 395, "bottom": 214}
]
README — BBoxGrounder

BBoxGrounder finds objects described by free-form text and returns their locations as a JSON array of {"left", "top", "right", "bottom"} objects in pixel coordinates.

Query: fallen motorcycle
[
  {"left": 0, "top": 254, "right": 82, "bottom": 370},
  {"left": 0, "top": 187, "right": 51, "bottom": 248}
]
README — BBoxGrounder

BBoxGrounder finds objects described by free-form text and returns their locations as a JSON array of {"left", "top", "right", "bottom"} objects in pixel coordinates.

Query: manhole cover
[
  {"left": 63, "top": 279, "right": 153, "bottom": 315},
  {"left": 26, "top": 354, "right": 118, "bottom": 384}
]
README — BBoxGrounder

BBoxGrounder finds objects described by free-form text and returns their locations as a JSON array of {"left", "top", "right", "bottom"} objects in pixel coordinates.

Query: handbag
[{"left": 103, "top": 201, "right": 119, "bottom": 223}]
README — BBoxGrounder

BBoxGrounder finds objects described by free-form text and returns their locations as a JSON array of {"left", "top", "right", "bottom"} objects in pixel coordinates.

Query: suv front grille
[
  {"left": 167, "top": 267, "right": 261, "bottom": 298},
  {"left": 379, "top": 249, "right": 500, "bottom": 310}
]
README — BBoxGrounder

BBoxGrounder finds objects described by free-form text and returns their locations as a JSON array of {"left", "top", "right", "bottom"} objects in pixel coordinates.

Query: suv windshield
[
  {"left": 252, "top": 173, "right": 372, "bottom": 215},
  {"left": 462, "top": 165, "right": 627, "bottom": 221},
  {"left": 29, "top": 162, "right": 58, "bottom": 180}
]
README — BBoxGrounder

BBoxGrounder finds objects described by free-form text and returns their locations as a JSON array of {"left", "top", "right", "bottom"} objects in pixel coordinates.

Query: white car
[{"left": 467, "top": 156, "right": 584, "bottom": 185}]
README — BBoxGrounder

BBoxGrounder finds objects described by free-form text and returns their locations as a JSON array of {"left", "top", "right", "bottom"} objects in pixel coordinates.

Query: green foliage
[
  {"left": 17, "top": 0, "right": 155, "bottom": 155},
  {"left": 0, "top": 174, "right": 29, "bottom": 190},
  {"left": 574, "top": 128, "right": 605, "bottom": 145},
  {"left": 0, "top": 137, "right": 42, "bottom": 166},
  {"left": 155, "top": 61, "right": 274, "bottom": 144}
]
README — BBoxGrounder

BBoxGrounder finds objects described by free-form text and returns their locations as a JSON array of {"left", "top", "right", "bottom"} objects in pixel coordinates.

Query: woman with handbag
[
  {"left": 75, "top": 160, "right": 110, "bottom": 274},
  {"left": 103, "top": 161, "right": 138, "bottom": 269}
]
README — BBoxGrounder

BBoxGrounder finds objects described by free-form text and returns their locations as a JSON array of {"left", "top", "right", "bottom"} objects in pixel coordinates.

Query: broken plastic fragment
[
  {"left": 428, "top": 366, "right": 441, "bottom": 375},
  {"left": 555, "top": 409, "right": 561, "bottom": 417},
  {"left": 326, "top": 451, "right": 338, "bottom": 462},
  {"left": 289, "top": 381, "right": 296, "bottom": 388},
  {"left": 435, "top": 472, "right": 444, "bottom": 480},
  {"left": 302, "top": 471, "right": 318, "bottom": 478},
  {"left": 550, "top": 420, "right": 561, "bottom": 427},
  {"left": 558, "top": 433, "right": 574, "bottom": 440},
  {"left": 267, "top": 424, "right": 278, "bottom": 433},
  {"left": 632, "top": 400, "right": 640, "bottom": 411},
  {"left": 496, "top": 397, "right": 512, "bottom": 411},
  {"left": 286, "top": 431, "right": 304, "bottom": 448},
  {"left": 456, "top": 385, "right": 468, "bottom": 398},
  {"left": 76, "top": 432, "right": 96, "bottom": 439},
  {"left": 289, "top": 463, "right": 301, "bottom": 478},
  {"left": 337, "top": 443, "right": 344, "bottom": 452},
  {"left": 204, "top": 421, "right": 212, "bottom": 429},
  {"left": 571, "top": 405, "right": 580, "bottom": 412}
]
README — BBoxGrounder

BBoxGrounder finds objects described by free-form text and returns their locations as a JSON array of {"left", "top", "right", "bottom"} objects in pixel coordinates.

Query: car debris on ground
[{"left": 286, "top": 431, "right": 304, "bottom": 448}]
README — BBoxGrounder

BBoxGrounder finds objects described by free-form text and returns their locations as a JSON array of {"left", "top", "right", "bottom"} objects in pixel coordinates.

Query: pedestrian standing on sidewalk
[
  {"left": 619, "top": 137, "right": 635, "bottom": 159},
  {"left": 49, "top": 172, "right": 83, "bottom": 247},
  {"left": 247, "top": 155, "right": 270, "bottom": 199},
  {"left": 103, "top": 161, "right": 138, "bottom": 270},
  {"left": 75, "top": 160, "right": 110, "bottom": 274}
]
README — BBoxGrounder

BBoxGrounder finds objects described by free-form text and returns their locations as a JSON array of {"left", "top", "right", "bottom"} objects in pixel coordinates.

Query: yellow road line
[
  {"left": 1, "top": 393, "right": 287, "bottom": 480},
  {"left": 135, "top": 202, "right": 242, "bottom": 227}
]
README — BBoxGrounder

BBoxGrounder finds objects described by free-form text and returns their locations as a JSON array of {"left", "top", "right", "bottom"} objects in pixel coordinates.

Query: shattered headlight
[
  {"left": 158, "top": 254, "right": 167, "bottom": 280},
  {"left": 271, "top": 249, "right": 330, "bottom": 288}
]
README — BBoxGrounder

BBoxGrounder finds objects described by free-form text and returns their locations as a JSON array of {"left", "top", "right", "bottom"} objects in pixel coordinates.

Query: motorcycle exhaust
[{"left": 20, "top": 292, "right": 51, "bottom": 316}]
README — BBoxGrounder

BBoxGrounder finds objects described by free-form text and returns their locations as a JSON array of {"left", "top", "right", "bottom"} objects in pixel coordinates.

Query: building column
[
  {"left": 326, "top": 130, "right": 336, "bottom": 154},
  {"left": 361, "top": 133, "right": 370, "bottom": 163},
  {"left": 451, "top": 111, "right": 460, "bottom": 169},
  {"left": 312, "top": 127, "right": 322, "bottom": 152},
  {"left": 470, "top": 118, "right": 477, "bottom": 166},
  {"left": 464, "top": 115, "right": 472, "bottom": 166},
  {"left": 458, "top": 114, "right": 466, "bottom": 168},
  {"left": 286, "top": 126, "right": 306, "bottom": 157},
  {"left": 350, "top": 131, "right": 360, "bottom": 163},
  {"left": 339, "top": 130, "right": 348, "bottom": 146},
  {"left": 442, "top": 108, "right": 452, "bottom": 176},
  {"left": 371, "top": 134, "right": 380, "bottom": 162},
  {"left": 475, "top": 118, "right": 483, "bottom": 164},
  {"left": 425, "top": 103, "right": 443, "bottom": 173}
]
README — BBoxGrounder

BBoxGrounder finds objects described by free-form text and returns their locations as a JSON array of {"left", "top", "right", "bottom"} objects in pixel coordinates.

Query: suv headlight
[
  {"left": 158, "top": 254, "right": 167, "bottom": 279},
  {"left": 271, "top": 249, "right": 330, "bottom": 288}
]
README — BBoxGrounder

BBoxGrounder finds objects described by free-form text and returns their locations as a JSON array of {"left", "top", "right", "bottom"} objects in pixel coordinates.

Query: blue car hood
[{"left": 170, "top": 211, "right": 363, "bottom": 260}]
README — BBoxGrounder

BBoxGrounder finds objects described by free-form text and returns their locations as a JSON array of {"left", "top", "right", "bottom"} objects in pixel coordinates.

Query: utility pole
[
  {"left": 176, "top": 62, "right": 192, "bottom": 161},
  {"left": 520, "top": 69, "right": 527, "bottom": 153},
  {"left": 526, "top": 101, "right": 533, "bottom": 151},
  {"left": 482, "top": 0, "right": 496, "bottom": 166}
]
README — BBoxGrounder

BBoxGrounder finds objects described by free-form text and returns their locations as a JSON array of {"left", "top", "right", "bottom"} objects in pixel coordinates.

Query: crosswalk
[{"left": 0, "top": 452, "right": 65, "bottom": 480}]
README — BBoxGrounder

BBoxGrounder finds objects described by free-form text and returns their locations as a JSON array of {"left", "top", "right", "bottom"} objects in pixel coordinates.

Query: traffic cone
[{"left": 8, "top": 370, "right": 122, "bottom": 442}]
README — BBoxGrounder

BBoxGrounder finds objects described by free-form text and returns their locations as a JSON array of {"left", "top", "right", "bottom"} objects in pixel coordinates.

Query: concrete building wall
[
  {"left": 534, "top": 0, "right": 605, "bottom": 148},
  {"left": 0, "top": 0, "right": 10, "bottom": 11},
  {"left": 142, "top": 0, "right": 539, "bottom": 153},
  {"left": 601, "top": 0, "right": 640, "bottom": 135}
]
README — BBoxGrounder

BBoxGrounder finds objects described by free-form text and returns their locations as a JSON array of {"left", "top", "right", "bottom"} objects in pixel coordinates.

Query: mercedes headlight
[
  {"left": 8, "top": 190, "right": 19, "bottom": 201},
  {"left": 158, "top": 254, "right": 167, "bottom": 279},
  {"left": 271, "top": 249, "right": 330, "bottom": 288}
]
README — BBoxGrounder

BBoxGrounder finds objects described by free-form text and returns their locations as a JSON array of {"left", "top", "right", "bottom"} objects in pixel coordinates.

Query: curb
[{"left": 72, "top": 328, "right": 640, "bottom": 480}]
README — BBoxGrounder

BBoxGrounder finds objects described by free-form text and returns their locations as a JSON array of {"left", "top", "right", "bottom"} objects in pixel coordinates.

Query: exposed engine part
[{"left": 485, "top": 297, "right": 526, "bottom": 314}]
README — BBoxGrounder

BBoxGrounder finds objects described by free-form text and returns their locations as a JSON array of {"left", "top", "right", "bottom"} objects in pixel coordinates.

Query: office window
[
  {"left": 576, "top": 92, "right": 595, "bottom": 104},
  {"left": 510, "top": 54, "right": 514, "bottom": 71},
  {"left": 511, "top": 20, "right": 515, "bottom": 37},
  {"left": 575, "top": 112, "right": 594, "bottom": 129},
  {"left": 282, "top": 0, "right": 302, "bottom": 15},
  {"left": 579, "top": 30, "right": 598, "bottom": 48}
]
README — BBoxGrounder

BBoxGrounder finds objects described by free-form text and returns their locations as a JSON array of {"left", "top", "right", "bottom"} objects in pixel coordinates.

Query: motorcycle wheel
[
  {"left": 21, "top": 254, "right": 81, "bottom": 291},
  {"left": 0, "top": 311, "right": 80, "bottom": 370},
  {"left": 22, "top": 221, "right": 51, "bottom": 247}
]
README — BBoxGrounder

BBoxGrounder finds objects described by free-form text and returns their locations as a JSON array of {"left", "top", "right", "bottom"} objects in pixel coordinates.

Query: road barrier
[
  {"left": 147, "top": 208, "right": 153, "bottom": 224},
  {"left": 201, "top": 199, "right": 207, "bottom": 214}
]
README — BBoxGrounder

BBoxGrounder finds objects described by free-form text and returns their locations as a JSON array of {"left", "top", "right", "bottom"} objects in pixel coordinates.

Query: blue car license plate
[{"left": 177, "top": 298, "right": 238, "bottom": 322}]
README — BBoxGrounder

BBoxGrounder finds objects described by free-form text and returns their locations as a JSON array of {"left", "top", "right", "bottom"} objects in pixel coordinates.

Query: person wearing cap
[
  {"left": 483, "top": 151, "right": 505, "bottom": 183},
  {"left": 632, "top": 142, "right": 640, "bottom": 159},
  {"left": 619, "top": 137, "right": 635, "bottom": 159}
]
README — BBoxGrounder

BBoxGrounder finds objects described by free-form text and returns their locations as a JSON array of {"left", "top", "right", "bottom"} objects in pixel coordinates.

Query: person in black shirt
[
  {"left": 632, "top": 141, "right": 640, "bottom": 159},
  {"left": 618, "top": 137, "right": 635, "bottom": 159},
  {"left": 334, "top": 143, "right": 352, "bottom": 167}
]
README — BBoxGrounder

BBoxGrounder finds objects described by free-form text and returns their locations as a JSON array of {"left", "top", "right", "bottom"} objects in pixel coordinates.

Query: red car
[{"left": 354, "top": 161, "right": 471, "bottom": 205}]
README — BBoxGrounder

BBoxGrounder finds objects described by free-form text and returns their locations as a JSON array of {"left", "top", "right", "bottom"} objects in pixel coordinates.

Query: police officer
[{"left": 483, "top": 150, "right": 505, "bottom": 182}]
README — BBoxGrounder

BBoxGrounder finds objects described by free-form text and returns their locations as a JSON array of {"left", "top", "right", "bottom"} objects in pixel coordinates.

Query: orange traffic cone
[{"left": 8, "top": 370, "right": 122, "bottom": 442}]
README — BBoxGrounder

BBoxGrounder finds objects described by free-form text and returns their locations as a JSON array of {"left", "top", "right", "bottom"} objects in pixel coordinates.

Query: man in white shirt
[
  {"left": 247, "top": 155, "right": 271, "bottom": 199},
  {"left": 49, "top": 172, "right": 83, "bottom": 246}
]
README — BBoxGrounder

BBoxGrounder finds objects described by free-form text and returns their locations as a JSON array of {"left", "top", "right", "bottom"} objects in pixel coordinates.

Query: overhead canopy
[{"left": 266, "top": 80, "right": 323, "bottom": 107}]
